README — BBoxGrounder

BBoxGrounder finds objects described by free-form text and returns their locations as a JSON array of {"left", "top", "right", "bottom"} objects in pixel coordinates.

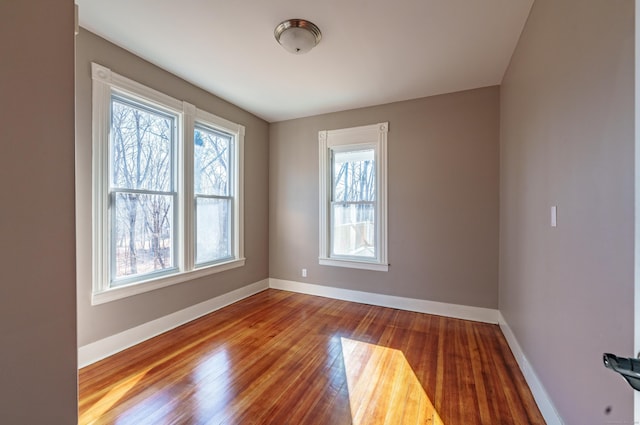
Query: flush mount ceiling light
[{"left": 274, "top": 19, "right": 322, "bottom": 54}]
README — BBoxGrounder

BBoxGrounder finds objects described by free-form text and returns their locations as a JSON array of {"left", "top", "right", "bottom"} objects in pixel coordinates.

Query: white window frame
[
  {"left": 91, "top": 63, "right": 245, "bottom": 305},
  {"left": 318, "top": 122, "right": 389, "bottom": 271}
]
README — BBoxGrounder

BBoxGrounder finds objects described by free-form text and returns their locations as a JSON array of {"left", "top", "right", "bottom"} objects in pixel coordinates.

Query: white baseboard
[
  {"left": 78, "top": 279, "right": 269, "bottom": 368},
  {"left": 498, "top": 312, "right": 564, "bottom": 425},
  {"left": 268, "top": 278, "right": 500, "bottom": 324}
]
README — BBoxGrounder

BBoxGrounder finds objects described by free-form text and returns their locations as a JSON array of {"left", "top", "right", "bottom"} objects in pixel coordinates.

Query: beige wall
[
  {"left": 75, "top": 29, "right": 270, "bottom": 346},
  {"left": 0, "top": 1, "right": 78, "bottom": 423},
  {"left": 270, "top": 87, "right": 500, "bottom": 308},
  {"left": 499, "top": 0, "right": 634, "bottom": 423}
]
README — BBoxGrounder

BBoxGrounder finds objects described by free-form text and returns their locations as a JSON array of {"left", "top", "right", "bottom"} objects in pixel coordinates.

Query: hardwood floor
[{"left": 79, "top": 289, "right": 545, "bottom": 424}]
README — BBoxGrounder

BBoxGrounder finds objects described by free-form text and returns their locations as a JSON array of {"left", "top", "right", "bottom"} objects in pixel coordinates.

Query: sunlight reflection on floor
[
  {"left": 341, "top": 337, "right": 444, "bottom": 425},
  {"left": 79, "top": 367, "right": 151, "bottom": 425}
]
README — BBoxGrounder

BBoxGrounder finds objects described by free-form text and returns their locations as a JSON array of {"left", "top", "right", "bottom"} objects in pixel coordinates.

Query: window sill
[
  {"left": 91, "top": 258, "right": 246, "bottom": 305},
  {"left": 319, "top": 257, "right": 389, "bottom": 272}
]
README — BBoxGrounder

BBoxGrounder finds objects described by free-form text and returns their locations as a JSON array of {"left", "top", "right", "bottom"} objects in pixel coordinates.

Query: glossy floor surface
[{"left": 79, "top": 289, "right": 545, "bottom": 424}]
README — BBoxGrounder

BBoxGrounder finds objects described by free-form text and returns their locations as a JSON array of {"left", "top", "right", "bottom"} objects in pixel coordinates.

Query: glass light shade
[
  {"left": 279, "top": 27, "right": 316, "bottom": 54},
  {"left": 274, "top": 19, "right": 321, "bottom": 55}
]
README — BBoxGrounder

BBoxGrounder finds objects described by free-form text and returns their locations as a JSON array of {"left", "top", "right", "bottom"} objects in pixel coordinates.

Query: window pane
[
  {"left": 331, "top": 203, "right": 375, "bottom": 258},
  {"left": 111, "top": 97, "right": 174, "bottom": 191},
  {"left": 332, "top": 149, "right": 375, "bottom": 202},
  {"left": 113, "top": 193, "right": 174, "bottom": 283},
  {"left": 195, "top": 126, "right": 231, "bottom": 196},
  {"left": 196, "top": 197, "right": 231, "bottom": 264}
]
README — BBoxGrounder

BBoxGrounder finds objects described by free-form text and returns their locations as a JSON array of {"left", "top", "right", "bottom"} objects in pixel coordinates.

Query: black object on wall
[{"left": 604, "top": 353, "right": 640, "bottom": 391}]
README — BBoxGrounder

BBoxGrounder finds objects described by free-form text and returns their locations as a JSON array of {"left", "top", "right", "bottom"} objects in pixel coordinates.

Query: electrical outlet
[{"left": 302, "top": 268, "right": 307, "bottom": 278}]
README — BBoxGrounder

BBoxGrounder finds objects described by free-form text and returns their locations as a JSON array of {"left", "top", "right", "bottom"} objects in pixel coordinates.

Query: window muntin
[
  {"left": 91, "top": 62, "right": 245, "bottom": 304},
  {"left": 318, "top": 122, "right": 388, "bottom": 272}
]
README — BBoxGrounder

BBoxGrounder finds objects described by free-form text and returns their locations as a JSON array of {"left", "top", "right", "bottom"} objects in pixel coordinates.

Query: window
[
  {"left": 109, "top": 95, "right": 178, "bottom": 286},
  {"left": 319, "top": 123, "right": 388, "bottom": 271},
  {"left": 194, "top": 125, "right": 234, "bottom": 265},
  {"left": 92, "top": 63, "right": 244, "bottom": 304}
]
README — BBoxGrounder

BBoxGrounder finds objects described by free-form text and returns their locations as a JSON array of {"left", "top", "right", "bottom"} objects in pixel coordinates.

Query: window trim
[
  {"left": 318, "top": 122, "right": 389, "bottom": 272},
  {"left": 91, "top": 63, "right": 245, "bottom": 305}
]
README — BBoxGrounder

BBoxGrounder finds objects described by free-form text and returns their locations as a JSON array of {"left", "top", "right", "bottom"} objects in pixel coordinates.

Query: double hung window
[
  {"left": 319, "top": 123, "right": 388, "bottom": 271},
  {"left": 92, "top": 63, "right": 244, "bottom": 304},
  {"left": 109, "top": 94, "right": 178, "bottom": 285},
  {"left": 194, "top": 125, "right": 234, "bottom": 266}
]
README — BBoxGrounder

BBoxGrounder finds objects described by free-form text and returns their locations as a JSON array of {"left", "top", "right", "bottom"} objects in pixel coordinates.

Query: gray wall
[
  {"left": 0, "top": 1, "right": 78, "bottom": 423},
  {"left": 76, "top": 29, "right": 270, "bottom": 346},
  {"left": 270, "top": 87, "right": 500, "bottom": 309},
  {"left": 499, "top": 0, "right": 634, "bottom": 423}
]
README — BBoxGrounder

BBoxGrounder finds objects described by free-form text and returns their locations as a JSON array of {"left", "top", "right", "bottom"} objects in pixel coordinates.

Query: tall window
[
  {"left": 110, "top": 95, "right": 177, "bottom": 285},
  {"left": 319, "top": 123, "right": 388, "bottom": 271},
  {"left": 331, "top": 148, "right": 376, "bottom": 259},
  {"left": 92, "top": 63, "right": 244, "bottom": 304},
  {"left": 194, "top": 125, "right": 234, "bottom": 265}
]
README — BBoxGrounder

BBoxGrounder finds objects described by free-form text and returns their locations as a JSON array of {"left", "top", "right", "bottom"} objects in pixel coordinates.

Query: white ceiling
[{"left": 77, "top": 0, "right": 534, "bottom": 123}]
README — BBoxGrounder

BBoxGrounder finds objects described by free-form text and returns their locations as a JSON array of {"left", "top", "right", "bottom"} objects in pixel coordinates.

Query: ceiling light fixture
[{"left": 274, "top": 19, "right": 322, "bottom": 55}]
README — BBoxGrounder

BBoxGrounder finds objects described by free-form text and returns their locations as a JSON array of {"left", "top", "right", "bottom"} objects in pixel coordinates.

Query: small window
[
  {"left": 91, "top": 63, "right": 245, "bottom": 304},
  {"left": 319, "top": 123, "right": 388, "bottom": 271}
]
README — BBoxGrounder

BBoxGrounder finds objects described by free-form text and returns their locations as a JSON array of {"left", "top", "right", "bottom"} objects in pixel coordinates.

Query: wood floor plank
[{"left": 79, "top": 289, "right": 545, "bottom": 424}]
